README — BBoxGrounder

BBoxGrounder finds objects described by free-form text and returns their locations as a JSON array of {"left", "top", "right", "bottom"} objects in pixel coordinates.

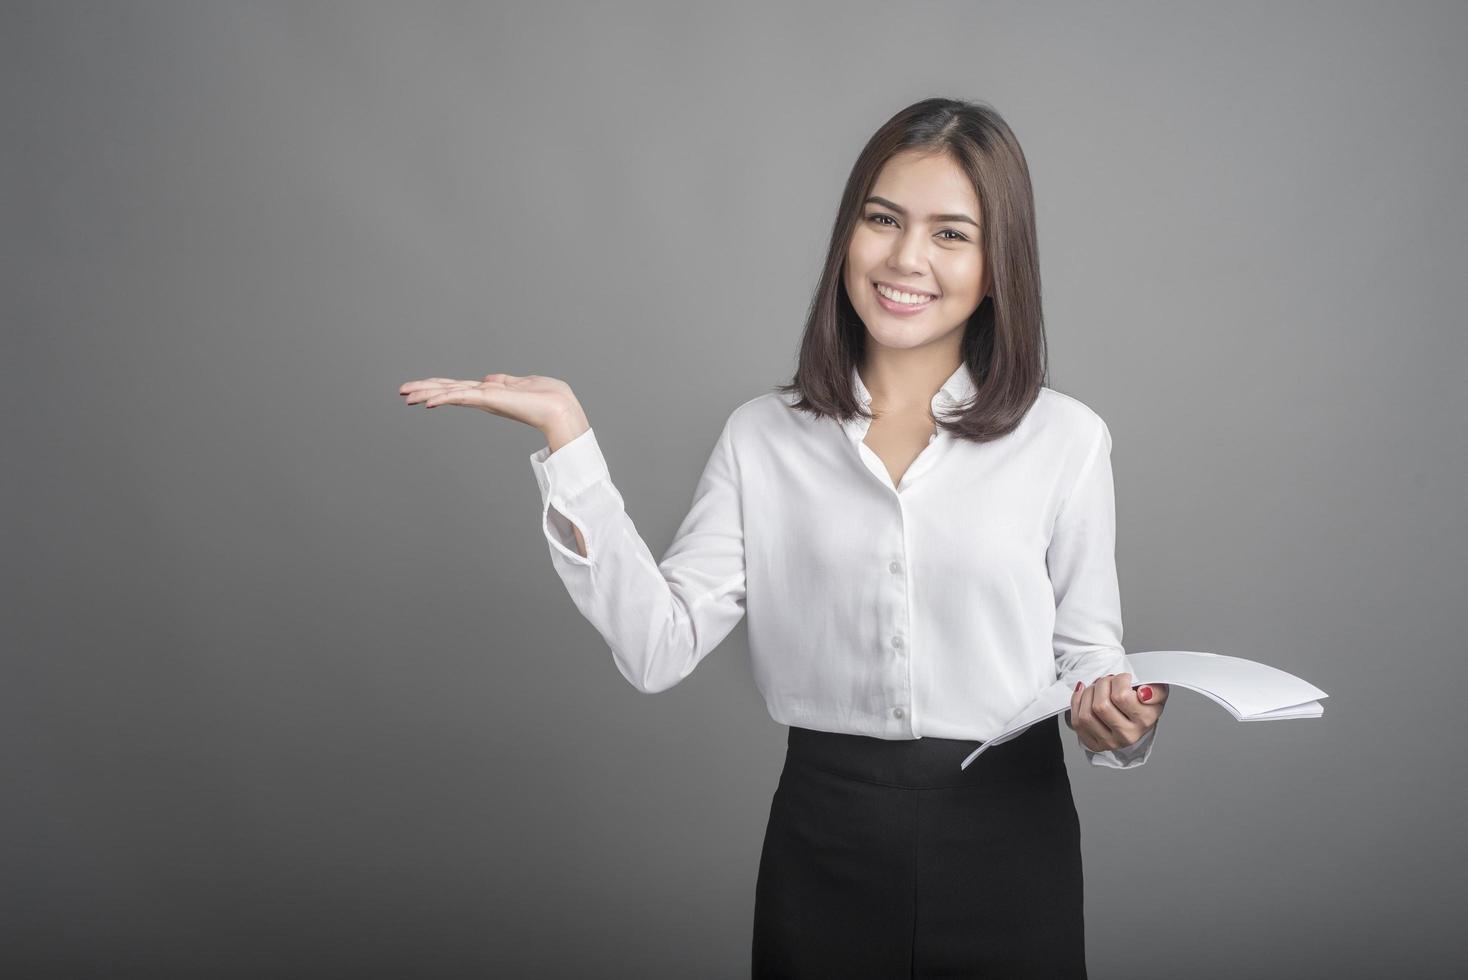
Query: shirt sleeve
[
  {"left": 526, "top": 420, "right": 747, "bottom": 694},
  {"left": 1047, "top": 417, "right": 1157, "bottom": 769}
]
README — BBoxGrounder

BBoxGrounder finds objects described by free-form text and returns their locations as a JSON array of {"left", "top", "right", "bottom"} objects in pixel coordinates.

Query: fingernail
[
  {"left": 1074, "top": 681, "right": 1082, "bottom": 693},
  {"left": 1139, "top": 686, "right": 1153, "bottom": 703}
]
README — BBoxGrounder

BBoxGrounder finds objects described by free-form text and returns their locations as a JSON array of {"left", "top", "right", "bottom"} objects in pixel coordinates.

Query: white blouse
[{"left": 528, "top": 361, "right": 1157, "bottom": 769}]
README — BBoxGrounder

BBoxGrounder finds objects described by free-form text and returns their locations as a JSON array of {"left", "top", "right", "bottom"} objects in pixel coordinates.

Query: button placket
[
  {"left": 890, "top": 504, "right": 913, "bottom": 731},
  {"left": 889, "top": 559, "right": 904, "bottom": 659}
]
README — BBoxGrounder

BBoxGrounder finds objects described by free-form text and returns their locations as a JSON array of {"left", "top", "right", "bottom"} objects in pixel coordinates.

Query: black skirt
[{"left": 751, "top": 716, "right": 1087, "bottom": 979}]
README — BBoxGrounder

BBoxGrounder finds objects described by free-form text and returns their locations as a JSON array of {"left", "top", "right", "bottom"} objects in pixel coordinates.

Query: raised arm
[
  {"left": 398, "top": 371, "right": 747, "bottom": 694},
  {"left": 527, "top": 413, "right": 746, "bottom": 693}
]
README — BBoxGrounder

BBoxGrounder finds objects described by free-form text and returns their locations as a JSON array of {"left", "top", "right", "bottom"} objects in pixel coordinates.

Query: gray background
[{"left": 5, "top": 1, "right": 1465, "bottom": 977}]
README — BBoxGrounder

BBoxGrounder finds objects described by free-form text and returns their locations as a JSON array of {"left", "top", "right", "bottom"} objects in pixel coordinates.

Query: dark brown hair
[{"left": 775, "top": 97, "right": 1049, "bottom": 443}]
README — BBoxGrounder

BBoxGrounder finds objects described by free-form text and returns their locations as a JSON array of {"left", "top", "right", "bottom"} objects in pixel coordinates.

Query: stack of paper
[{"left": 959, "top": 651, "right": 1328, "bottom": 770}]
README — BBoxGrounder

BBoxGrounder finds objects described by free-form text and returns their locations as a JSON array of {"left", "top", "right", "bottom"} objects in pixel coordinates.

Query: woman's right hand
[{"left": 398, "top": 373, "right": 590, "bottom": 448}]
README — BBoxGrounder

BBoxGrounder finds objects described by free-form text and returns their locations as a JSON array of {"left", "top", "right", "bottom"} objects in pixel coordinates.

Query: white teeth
[{"left": 876, "top": 283, "right": 934, "bottom": 305}]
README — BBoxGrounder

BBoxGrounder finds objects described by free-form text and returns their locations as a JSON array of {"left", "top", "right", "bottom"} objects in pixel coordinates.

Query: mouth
[{"left": 872, "top": 281, "right": 938, "bottom": 315}]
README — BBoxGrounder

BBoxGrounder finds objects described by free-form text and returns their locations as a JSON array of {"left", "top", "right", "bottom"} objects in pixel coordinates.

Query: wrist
[{"left": 542, "top": 405, "right": 590, "bottom": 454}]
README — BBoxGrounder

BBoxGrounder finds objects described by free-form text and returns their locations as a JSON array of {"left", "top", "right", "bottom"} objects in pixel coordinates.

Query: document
[{"left": 959, "top": 651, "right": 1329, "bottom": 770}]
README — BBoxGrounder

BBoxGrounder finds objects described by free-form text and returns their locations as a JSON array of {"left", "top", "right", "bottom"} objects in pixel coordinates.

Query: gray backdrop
[{"left": 6, "top": 2, "right": 1466, "bottom": 978}]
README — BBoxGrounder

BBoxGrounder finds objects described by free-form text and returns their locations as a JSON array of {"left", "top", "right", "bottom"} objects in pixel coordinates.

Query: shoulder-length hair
[{"left": 775, "top": 97, "right": 1049, "bottom": 443}]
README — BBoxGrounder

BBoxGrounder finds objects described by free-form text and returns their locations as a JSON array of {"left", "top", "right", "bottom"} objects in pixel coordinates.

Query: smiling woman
[{"left": 748, "top": 98, "right": 1157, "bottom": 978}]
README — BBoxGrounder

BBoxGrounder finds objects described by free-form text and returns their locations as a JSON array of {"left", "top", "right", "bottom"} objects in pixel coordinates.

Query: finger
[
  {"left": 420, "top": 385, "right": 532, "bottom": 416},
  {"left": 1103, "top": 674, "right": 1150, "bottom": 746},
  {"left": 1089, "top": 674, "right": 1131, "bottom": 747},
  {"left": 1140, "top": 682, "right": 1171, "bottom": 706},
  {"left": 404, "top": 382, "right": 479, "bottom": 405},
  {"left": 1109, "top": 672, "right": 1149, "bottom": 726},
  {"left": 1075, "top": 683, "right": 1109, "bottom": 752},
  {"left": 399, "top": 378, "right": 476, "bottom": 397},
  {"left": 427, "top": 375, "right": 535, "bottom": 403},
  {"left": 1075, "top": 680, "right": 1101, "bottom": 747},
  {"left": 420, "top": 386, "right": 495, "bottom": 410}
]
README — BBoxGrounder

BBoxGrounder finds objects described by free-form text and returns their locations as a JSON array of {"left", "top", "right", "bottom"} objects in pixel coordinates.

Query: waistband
[{"left": 785, "top": 716, "right": 1065, "bottom": 789}]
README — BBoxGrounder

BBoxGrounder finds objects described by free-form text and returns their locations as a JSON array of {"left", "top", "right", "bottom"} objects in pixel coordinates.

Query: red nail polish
[
  {"left": 1139, "top": 686, "right": 1153, "bottom": 702},
  {"left": 1074, "top": 681, "right": 1082, "bottom": 693}
]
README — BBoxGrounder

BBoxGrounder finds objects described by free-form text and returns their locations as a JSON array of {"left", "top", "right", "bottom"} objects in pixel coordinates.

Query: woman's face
[{"left": 843, "top": 149, "right": 987, "bottom": 354}]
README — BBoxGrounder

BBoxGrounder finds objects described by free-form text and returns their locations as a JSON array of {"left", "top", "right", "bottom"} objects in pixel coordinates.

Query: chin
[{"left": 865, "top": 323, "right": 942, "bottom": 349}]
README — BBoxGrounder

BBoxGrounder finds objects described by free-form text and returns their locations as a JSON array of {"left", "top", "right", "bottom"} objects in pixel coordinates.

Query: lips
[
  {"left": 874, "top": 281, "right": 939, "bottom": 300},
  {"left": 872, "top": 281, "right": 936, "bottom": 315}
]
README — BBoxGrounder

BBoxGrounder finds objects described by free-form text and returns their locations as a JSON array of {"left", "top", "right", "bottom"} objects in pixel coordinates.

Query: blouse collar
[{"left": 844, "top": 361, "right": 977, "bottom": 441}]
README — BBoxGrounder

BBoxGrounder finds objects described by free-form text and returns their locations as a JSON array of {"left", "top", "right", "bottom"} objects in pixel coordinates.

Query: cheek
[
  {"left": 940, "top": 258, "right": 984, "bottom": 300},
  {"left": 845, "top": 253, "right": 875, "bottom": 295},
  {"left": 847, "top": 229, "right": 885, "bottom": 271}
]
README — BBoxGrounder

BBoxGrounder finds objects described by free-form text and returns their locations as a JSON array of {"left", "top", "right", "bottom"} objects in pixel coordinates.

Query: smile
[{"left": 873, "top": 281, "right": 936, "bottom": 314}]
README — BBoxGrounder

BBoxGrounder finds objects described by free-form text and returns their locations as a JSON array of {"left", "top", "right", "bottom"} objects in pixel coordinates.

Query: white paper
[{"left": 959, "top": 651, "right": 1328, "bottom": 769}]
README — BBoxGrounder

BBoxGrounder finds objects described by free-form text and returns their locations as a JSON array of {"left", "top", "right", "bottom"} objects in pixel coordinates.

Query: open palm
[{"left": 398, "top": 372, "right": 583, "bottom": 435}]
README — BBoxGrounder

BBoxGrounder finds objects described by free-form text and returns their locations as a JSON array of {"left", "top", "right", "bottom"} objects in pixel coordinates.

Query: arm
[
  {"left": 1047, "top": 418, "right": 1157, "bottom": 769},
  {"left": 527, "top": 418, "right": 747, "bottom": 694}
]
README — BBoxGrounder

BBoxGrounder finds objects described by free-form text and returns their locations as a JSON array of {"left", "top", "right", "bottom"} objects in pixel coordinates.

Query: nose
[{"left": 887, "top": 228, "right": 928, "bottom": 278}]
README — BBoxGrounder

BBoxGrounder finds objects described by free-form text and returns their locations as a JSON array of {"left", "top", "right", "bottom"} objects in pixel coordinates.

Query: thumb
[{"left": 1137, "top": 682, "right": 1170, "bottom": 705}]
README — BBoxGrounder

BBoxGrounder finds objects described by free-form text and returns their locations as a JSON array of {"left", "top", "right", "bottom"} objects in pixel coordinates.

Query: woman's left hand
[{"left": 1063, "top": 673, "right": 1169, "bottom": 753}]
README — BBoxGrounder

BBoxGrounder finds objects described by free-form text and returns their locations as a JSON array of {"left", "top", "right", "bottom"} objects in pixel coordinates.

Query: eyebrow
[{"left": 864, "top": 195, "right": 980, "bottom": 227}]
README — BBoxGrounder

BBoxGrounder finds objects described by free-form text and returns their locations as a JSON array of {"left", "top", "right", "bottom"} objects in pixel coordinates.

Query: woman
[{"left": 399, "top": 97, "right": 1169, "bottom": 978}]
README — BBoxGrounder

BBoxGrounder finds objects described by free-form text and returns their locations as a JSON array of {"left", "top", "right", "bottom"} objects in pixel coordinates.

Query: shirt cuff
[
  {"left": 529, "top": 426, "right": 609, "bottom": 500},
  {"left": 528, "top": 427, "right": 615, "bottom": 566},
  {"left": 1085, "top": 721, "right": 1157, "bottom": 769}
]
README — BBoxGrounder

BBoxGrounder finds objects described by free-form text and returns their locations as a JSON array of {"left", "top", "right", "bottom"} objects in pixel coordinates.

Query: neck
[{"left": 859, "top": 347, "right": 963, "bottom": 412}]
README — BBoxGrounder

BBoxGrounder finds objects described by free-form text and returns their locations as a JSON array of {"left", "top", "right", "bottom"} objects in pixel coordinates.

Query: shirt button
[
  {"left": 888, "top": 560, "right": 902, "bottom": 574},
  {"left": 891, "top": 635, "right": 904, "bottom": 649},
  {"left": 893, "top": 707, "right": 905, "bottom": 719}
]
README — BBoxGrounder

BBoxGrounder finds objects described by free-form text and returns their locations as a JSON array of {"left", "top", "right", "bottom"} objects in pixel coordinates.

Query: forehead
[{"left": 869, "top": 150, "right": 980, "bottom": 215}]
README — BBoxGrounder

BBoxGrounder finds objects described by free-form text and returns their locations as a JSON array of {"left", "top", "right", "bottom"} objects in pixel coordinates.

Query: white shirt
[{"left": 528, "top": 361, "right": 1157, "bottom": 768}]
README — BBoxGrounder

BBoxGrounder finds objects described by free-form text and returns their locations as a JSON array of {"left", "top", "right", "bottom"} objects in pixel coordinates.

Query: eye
[{"left": 866, "top": 213, "right": 968, "bottom": 243}]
